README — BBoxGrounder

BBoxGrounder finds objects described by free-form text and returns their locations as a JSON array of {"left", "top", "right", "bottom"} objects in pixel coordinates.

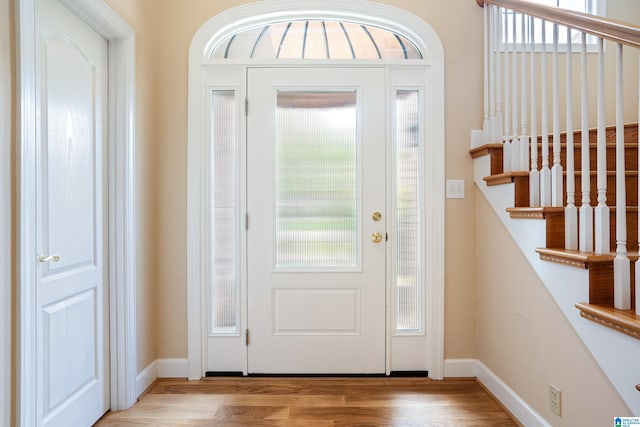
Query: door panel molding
[
  {"left": 16, "top": 0, "right": 137, "bottom": 424},
  {"left": 188, "top": 0, "right": 445, "bottom": 380}
]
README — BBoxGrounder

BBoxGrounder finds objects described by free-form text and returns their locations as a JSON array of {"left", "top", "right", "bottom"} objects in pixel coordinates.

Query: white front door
[
  {"left": 247, "top": 67, "right": 386, "bottom": 373},
  {"left": 35, "top": 0, "right": 109, "bottom": 424}
]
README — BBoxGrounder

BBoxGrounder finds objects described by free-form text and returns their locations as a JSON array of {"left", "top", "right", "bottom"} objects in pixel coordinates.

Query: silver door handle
[{"left": 37, "top": 254, "right": 60, "bottom": 263}]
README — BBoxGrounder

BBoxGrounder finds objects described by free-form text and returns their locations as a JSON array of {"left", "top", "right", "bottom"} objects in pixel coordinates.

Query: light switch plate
[{"left": 446, "top": 179, "right": 465, "bottom": 199}]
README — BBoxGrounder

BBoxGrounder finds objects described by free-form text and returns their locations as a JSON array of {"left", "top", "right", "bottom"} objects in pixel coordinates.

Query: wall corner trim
[
  {"left": 136, "top": 361, "right": 158, "bottom": 398},
  {"left": 157, "top": 358, "right": 189, "bottom": 379},
  {"left": 443, "top": 358, "right": 478, "bottom": 378}
]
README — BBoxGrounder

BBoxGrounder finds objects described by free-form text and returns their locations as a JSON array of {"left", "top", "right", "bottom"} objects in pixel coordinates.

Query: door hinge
[
  {"left": 245, "top": 213, "right": 249, "bottom": 230},
  {"left": 245, "top": 98, "right": 248, "bottom": 116},
  {"left": 245, "top": 329, "right": 250, "bottom": 346}
]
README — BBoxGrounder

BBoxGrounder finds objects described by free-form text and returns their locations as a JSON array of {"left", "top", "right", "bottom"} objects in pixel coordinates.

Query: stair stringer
[{"left": 473, "top": 154, "right": 640, "bottom": 415}]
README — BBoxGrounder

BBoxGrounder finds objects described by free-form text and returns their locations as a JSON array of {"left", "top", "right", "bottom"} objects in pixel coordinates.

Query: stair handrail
[{"left": 476, "top": 0, "right": 640, "bottom": 49}]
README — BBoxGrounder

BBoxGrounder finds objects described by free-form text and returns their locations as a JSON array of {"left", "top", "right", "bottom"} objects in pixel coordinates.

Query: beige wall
[
  {"left": 103, "top": 0, "right": 159, "bottom": 372},
  {"left": 474, "top": 193, "right": 630, "bottom": 424},
  {"left": 153, "top": 0, "right": 483, "bottom": 359},
  {"left": 154, "top": 0, "right": 258, "bottom": 359}
]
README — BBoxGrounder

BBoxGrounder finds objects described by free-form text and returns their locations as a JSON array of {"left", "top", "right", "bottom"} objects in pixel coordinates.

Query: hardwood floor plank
[
  {"left": 214, "top": 406, "right": 289, "bottom": 420},
  {"left": 97, "top": 419, "right": 333, "bottom": 427},
  {"left": 94, "top": 378, "right": 518, "bottom": 426}
]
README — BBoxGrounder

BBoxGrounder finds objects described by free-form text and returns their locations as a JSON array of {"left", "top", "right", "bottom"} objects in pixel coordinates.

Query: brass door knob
[{"left": 371, "top": 232, "right": 383, "bottom": 243}]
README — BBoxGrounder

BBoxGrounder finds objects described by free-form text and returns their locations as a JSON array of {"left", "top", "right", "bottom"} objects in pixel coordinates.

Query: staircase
[
  {"left": 471, "top": 124, "right": 640, "bottom": 339},
  {"left": 471, "top": 124, "right": 640, "bottom": 416},
  {"left": 475, "top": 0, "right": 640, "bottom": 415}
]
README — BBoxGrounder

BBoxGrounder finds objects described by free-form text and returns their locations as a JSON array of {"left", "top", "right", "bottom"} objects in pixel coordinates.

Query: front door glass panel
[{"left": 275, "top": 90, "right": 359, "bottom": 270}]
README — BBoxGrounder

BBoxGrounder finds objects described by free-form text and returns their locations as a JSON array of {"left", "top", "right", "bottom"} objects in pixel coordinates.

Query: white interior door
[
  {"left": 35, "top": 0, "right": 109, "bottom": 424},
  {"left": 247, "top": 67, "right": 386, "bottom": 373}
]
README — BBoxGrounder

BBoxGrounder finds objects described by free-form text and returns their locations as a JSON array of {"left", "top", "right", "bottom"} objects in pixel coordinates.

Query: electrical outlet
[{"left": 549, "top": 384, "right": 562, "bottom": 416}]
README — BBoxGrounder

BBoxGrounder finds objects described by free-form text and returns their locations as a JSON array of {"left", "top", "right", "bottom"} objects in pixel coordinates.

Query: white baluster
[
  {"left": 510, "top": 11, "right": 520, "bottom": 171},
  {"left": 637, "top": 55, "right": 640, "bottom": 316},
  {"left": 483, "top": 4, "right": 490, "bottom": 144},
  {"left": 540, "top": 19, "right": 551, "bottom": 206},
  {"left": 529, "top": 16, "right": 540, "bottom": 207},
  {"left": 594, "top": 37, "right": 610, "bottom": 255},
  {"left": 551, "top": 24, "right": 563, "bottom": 207},
  {"left": 495, "top": 7, "right": 504, "bottom": 144},
  {"left": 613, "top": 43, "right": 631, "bottom": 310},
  {"left": 503, "top": 11, "right": 512, "bottom": 173},
  {"left": 565, "top": 27, "right": 577, "bottom": 250},
  {"left": 579, "top": 33, "right": 594, "bottom": 252},
  {"left": 489, "top": 6, "right": 497, "bottom": 142},
  {"left": 520, "top": 13, "right": 529, "bottom": 173}
]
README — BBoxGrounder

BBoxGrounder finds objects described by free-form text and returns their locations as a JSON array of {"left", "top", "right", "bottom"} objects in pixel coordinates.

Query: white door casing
[
  {"left": 246, "top": 67, "right": 386, "bottom": 374},
  {"left": 0, "top": 0, "right": 12, "bottom": 425},
  {"left": 188, "top": 0, "right": 444, "bottom": 379},
  {"left": 17, "top": 0, "right": 137, "bottom": 424}
]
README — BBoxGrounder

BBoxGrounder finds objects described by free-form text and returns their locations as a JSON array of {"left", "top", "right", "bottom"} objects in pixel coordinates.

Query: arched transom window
[{"left": 211, "top": 19, "right": 423, "bottom": 59}]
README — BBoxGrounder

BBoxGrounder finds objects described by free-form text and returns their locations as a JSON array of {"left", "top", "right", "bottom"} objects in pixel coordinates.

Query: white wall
[{"left": 0, "top": 0, "right": 13, "bottom": 425}]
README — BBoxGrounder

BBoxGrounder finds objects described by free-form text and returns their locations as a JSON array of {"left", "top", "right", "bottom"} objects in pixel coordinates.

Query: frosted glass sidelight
[
  {"left": 395, "top": 90, "right": 422, "bottom": 333},
  {"left": 275, "top": 91, "right": 358, "bottom": 269},
  {"left": 210, "top": 90, "right": 239, "bottom": 334}
]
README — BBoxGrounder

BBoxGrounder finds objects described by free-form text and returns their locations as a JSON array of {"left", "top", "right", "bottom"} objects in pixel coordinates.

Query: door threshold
[{"left": 204, "top": 371, "right": 429, "bottom": 378}]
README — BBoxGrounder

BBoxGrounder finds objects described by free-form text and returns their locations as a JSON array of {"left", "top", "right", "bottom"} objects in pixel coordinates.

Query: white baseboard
[
  {"left": 157, "top": 358, "right": 189, "bottom": 378},
  {"left": 136, "top": 360, "right": 157, "bottom": 398},
  {"left": 444, "top": 359, "right": 549, "bottom": 426},
  {"left": 135, "top": 358, "right": 189, "bottom": 398},
  {"left": 443, "top": 358, "right": 478, "bottom": 378},
  {"left": 475, "top": 360, "right": 551, "bottom": 427}
]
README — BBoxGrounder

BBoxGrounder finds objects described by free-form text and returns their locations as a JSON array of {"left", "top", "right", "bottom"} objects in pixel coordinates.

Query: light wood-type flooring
[{"left": 94, "top": 377, "right": 519, "bottom": 426}]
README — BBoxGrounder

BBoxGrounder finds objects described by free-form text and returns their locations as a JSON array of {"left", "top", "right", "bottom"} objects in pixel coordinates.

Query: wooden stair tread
[
  {"left": 506, "top": 207, "right": 564, "bottom": 219},
  {"left": 535, "top": 248, "right": 614, "bottom": 268},
  {"left": 538, "top": 142, "right": 639, "bottom": 149},
  {"left": 469, "top": 143, "right": 503, "bottom": 159},
  {"left": 540, "top": 123, "right": 638, "bottom": 144},
  {"left": 483, "top": 171, "right": 529, "bottom": 186},
  {"left": 471, "top": 142, "right": 640, "bottom": 155},
  {"left": 509, "top": 206, "right": 639, "bottom": 215},
  {"left": 575, "top": 302, "right": 640, "bottom": 340},
  {"left": 485, "top": 170, "right": 639, "bottom": 180},
  {"left": 536, "top": 247, "right": 640, "bottom": 268}
]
